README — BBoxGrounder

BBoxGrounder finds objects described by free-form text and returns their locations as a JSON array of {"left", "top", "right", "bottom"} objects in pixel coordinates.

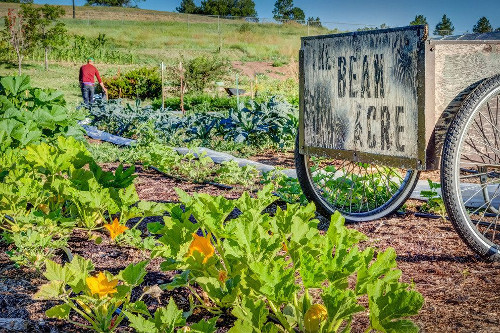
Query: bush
[
  {"left": 103, "top": 67, "right": 162, "bottom": 100},
  {"left": 167, "top": 55, "right": 230, "bottom": 94},
  {"left": 152, "top": 94, "right": 237, "bottom": 113}
]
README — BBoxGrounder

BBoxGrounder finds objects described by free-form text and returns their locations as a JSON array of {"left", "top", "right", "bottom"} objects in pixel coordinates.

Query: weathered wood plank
[{"left": 300, "top": 26, "right": 426, "bottom": 167}]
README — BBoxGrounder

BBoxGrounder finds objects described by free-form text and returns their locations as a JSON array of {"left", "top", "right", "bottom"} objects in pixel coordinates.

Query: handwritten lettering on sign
[{"left": 302, "top": 28, "right": 423, "bottom": 159}]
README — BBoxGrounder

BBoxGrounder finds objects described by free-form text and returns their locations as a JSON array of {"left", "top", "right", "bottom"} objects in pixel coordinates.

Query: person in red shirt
[{"left": 79, "top": 57, "right": 107, "bottom": 106}]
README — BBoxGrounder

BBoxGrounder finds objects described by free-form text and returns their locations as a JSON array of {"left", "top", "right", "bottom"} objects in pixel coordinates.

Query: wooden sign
[{"left": 299, "top": 26, "right": 427, "bottom": 168}]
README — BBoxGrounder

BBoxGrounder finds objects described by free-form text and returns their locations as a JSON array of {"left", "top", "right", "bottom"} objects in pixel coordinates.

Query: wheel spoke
[
  {"left": 447, "top": 81, "right": 500, "bottom": 258},
  {"left": 298, "top": 151, "right": 417, "bottom": 221}
]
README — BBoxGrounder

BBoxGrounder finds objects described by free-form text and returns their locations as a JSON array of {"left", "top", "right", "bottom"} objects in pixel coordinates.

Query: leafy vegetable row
[{"left": 87, "top": 96, "right": 298, "bottom": 149}]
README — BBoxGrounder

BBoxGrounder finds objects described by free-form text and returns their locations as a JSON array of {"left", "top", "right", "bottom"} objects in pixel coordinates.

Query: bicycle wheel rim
[
  {"left": 301, "top": 154, "right": 417, "bottom": 221},
  {"left": 454, "top": 85, "right": 500, "bottom": 251}
]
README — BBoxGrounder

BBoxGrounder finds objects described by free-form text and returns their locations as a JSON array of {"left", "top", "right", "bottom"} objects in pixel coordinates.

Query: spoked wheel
[
  {"left": 441, "top": 74, "right": 500, "bottom": 261},
  {"left": 295, "top": 135, "right": 420, "bottom": 222}
]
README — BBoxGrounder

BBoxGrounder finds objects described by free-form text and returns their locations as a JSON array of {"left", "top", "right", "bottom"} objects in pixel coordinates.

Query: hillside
[
  {"left": 0, "top": 3, "right": 331, "bottom": 63},
  {"left": 0, "top": 3, "right": 330, "bottom": 104}
]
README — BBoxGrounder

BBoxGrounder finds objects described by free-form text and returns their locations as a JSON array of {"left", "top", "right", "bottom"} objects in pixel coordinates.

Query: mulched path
[
  {"left": 1, "top": 161, "right": 500, "bottom": 332},
  {"left": 247, "top": 149, "right": 296, "bottom": 169}
]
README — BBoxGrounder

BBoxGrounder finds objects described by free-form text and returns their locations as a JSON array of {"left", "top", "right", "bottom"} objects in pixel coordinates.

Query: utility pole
[{"left": 72, "top": 0, "right": 75, "bottom": 19}]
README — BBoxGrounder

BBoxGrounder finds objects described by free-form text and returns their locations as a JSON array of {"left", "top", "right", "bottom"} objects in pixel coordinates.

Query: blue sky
[{"left": 36, "top": 0, "right": 500, "bottom": 34}]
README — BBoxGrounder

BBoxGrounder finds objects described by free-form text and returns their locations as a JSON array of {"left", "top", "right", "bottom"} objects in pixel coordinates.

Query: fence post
[
  {"left": 160, "top": 62, "right": 165, "bottom": 111},
  {"left": 307, "top": 21, "right": 310, "bottom": 36},
  {"left": 236, "top": 73, "right": 240, "bottom": 111},
  {"left": 218, "top": 15, "right": 222, "bottom": 52}
]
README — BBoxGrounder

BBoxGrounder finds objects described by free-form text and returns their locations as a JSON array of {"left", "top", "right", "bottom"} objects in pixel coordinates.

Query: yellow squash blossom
[
  {"left": 86, "top": 272, "right": 119, "bottom": 298},
  {"left": 304, "top": 304, "right": 328, "bottom": 333},
  {"left": 187, "top": 233, "right": 214, "bottom": 263},
  {"left": 104, "top": 218, "right": 128, "bottom": 240}
]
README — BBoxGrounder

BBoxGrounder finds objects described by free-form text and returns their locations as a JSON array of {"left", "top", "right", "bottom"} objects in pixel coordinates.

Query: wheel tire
[
  {"left": 441, "top": 74, "right": 500, "bottom": 261},
  {"left": 294, "top": 134, "right": 420, "bottom": 222}
]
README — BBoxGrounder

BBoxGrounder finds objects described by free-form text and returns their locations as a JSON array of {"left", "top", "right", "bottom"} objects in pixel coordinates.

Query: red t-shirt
[{"left": 79, "top": 64, "right": 102, "bottom": 84}]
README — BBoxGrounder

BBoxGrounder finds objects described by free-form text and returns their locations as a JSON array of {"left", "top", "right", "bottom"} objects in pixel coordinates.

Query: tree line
[
  {"left": 176, "top": 0, "right": 321, "bottom": 25},
  {"left": 410, "top": 14, "right": 500, "bottom": 36}
]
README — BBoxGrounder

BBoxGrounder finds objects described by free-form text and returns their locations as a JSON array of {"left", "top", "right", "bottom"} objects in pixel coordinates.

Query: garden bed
[{"left": 1, "top": 163, "right": 500, "bottom": 332}]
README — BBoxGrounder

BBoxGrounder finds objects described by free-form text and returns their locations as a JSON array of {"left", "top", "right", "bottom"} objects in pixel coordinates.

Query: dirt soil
[
  {"left": 232, "top": 60, "right": 298, "bottom": 80},
  {"left": 247, "top": 149, "right": 296, "bottom": 169},
  {"left": 1, "top": 161, "right": 500, "bottom": 332}
]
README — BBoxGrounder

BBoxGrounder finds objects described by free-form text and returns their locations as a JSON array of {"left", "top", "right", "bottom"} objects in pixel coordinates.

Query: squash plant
[{"left": 149, "top": 186, "right": 424, "bottom": 332}]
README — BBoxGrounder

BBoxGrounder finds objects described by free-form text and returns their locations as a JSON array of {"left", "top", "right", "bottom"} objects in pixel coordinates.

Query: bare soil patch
[{"left": 232, "top": 61, "right": 297, "bottom": 80}]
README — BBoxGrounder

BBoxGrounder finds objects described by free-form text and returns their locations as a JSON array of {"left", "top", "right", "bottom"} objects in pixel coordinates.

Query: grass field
[
  {"left": 0, "top": 3, "right": 332, "bottom": 64},
  {"left": 0, "top": 3, "right": 327, "bottom": 104}
]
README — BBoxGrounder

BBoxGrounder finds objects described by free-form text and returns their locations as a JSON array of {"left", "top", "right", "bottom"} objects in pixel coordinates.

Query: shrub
[
  {"left": 152, "top": 94, "right": 237, "bottom": 113},
  {"left": 103, "top": 67, "right": 162, "bottom": 100},
  {"left": 167, "top": 55, "right": 231, "bottom": 94}
]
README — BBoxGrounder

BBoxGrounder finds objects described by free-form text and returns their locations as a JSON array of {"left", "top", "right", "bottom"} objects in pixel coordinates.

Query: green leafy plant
[
  {"left": 124, "top": 299, "right": 219, "bottom": 333},
  {"left": 35, "top": 257, "right": 149, "bottom": 332},
  {"left": 0, "top": 75, "right": 84, "bottom": 151},
  {"left": 215, "top": 160, "right": 259, "bottom": 186},
  {"left": 103, "top": 67, "right": 162, "bottom": 100},
  {"left": 2, "top": 212, "right": 73, "bottom": 270},
  {"left": 149, "top": 186, "right": 424, "bottom": 332},
  {"left": 169, "top": 55, "right": 230, "bottom": 93},
  {"left": 262, "top": 169, "right": 307, "bottom": 204},
  {"left": 419, "top": 179, "right": 446, "bottom": 217}
]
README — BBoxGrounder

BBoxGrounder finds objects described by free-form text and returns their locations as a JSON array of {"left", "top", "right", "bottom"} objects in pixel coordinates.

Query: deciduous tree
[
  {"left": 290, "top": 7, "right": 304, "bottom": 22},
  {"left": 37, "top": 5, "right": 67, "bottom": 70},
  {"left": 473, "top": 16, "right": 493, "bottom": 33},
  {"left": 434, "top": 14, "right": 454, "bottom": 36},
  {"left": 85, "top": 0, "right": 144, "bottom": 7},
  {"left": 410, "top": 14, "right": 427, "bottom": 26},
  {"left": 231, "top": 0, "right": 257, "bottom": 17},
  {"left": 272, "top": 0, "right": 293, "bottom": 21},
  {"left": 3, "top": 7, "right": 33, "bottom": 74},
  {"left": 176, "top": 0, "right": 199, "bottom": 14},
  {"left": 200, "top": 0, "right": 232, "bottom": 16}
]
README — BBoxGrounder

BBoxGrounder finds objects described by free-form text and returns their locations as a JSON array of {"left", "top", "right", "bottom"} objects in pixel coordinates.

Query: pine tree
[
  {"left": 410, "top": 14, "right": 427, "bottom": 26},
  {"left": 473, "top": 17, "right": 492, "bottom": 33},
  {"left": 307, "top": 16, "right": 322, "bottom": 27},
  {"left": 176, "top": 0, "right": 198, "bottom": 14},
  {"left": 434, "top": 14, "right": 454, "bottom": 36}
]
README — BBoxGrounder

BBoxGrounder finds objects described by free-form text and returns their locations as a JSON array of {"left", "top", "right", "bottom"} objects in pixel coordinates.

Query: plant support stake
[
  {"left": 236, "top": 74, "right": 240, "bottom": 110},
  {"left": 161, "top": 62, "right": 165, "bottom": 111}
]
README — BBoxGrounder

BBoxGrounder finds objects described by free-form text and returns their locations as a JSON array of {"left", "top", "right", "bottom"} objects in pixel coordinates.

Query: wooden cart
[{"left": 295, "top": 25, "right": 500, "bottom": 260}]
